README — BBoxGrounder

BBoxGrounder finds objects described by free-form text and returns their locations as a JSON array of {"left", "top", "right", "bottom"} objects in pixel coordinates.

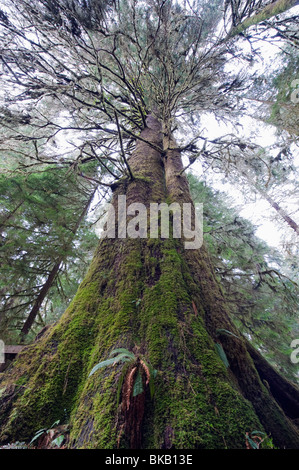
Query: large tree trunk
[{"left": 0, "top": 114, "right": 299, "bottom": 449}]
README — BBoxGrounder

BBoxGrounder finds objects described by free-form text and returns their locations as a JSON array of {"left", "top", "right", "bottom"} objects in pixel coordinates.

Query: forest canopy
[{"left": 0, "top": 0, "right": 298, "bottom": 451}]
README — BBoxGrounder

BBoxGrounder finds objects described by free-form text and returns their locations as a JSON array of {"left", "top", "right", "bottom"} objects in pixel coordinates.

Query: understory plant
[{"left": 89, "top": 348, "right": 157, "bottom": 448}]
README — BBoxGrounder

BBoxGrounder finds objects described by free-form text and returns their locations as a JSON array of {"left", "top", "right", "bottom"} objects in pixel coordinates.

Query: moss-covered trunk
[{"left": 0, "top": 114, "right": 299, "bottom": 449}]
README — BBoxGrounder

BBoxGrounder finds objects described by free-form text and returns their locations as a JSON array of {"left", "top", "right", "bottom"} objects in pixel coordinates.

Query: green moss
[
  {"left": 78, "top": 237, "right": 265, "bottom": 448},
  {"left": 124, "top": 238, "right": 263, "bottom": 449}
]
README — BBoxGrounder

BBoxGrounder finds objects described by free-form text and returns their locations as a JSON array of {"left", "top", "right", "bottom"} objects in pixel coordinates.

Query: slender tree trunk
[
  {"left": 259, "top": 189, "right": 299, "bottom": 236},
  {"left": 0, "top": 114, "right": 299, "bottom": 449},
  {"left": 20, "top": 262, "right": 62, "bottom": 339},
  {"left": 239, "top": 170, "right": 299, "bottom": 237},
  {"left": 20, "top": 189, "right": 96, "bottom": 339}
]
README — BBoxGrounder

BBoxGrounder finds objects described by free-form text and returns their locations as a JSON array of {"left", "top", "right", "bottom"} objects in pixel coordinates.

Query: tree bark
[
  {"left": 0, "top": 114, "right": 299, "bottom": 449},
  {"left": 20, "top": 261, "right": 62, "bottom": 339}
]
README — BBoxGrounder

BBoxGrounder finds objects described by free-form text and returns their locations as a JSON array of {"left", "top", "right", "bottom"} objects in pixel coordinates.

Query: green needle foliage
[
  {"left": 0, "top": 166, "right": 98, "bottom": 342},
  {"left": 88, "top": 349, "right": 136, "bottom": 377}
]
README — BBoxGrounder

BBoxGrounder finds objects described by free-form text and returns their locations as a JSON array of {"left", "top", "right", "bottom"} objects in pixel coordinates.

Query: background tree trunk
[
  {"left": 259, "top": 189, "right": 299, "bottom": 236},
  {"left": 19, "top": 190, "right": 97, "bottom": 339},
  {"left": 0, "top": 114, "right": 299, "bottom": 449}
]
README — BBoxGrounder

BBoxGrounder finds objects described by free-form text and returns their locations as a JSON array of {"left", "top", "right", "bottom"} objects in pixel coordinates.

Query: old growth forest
[{"left": 0, "top": 0, "right": 299, "bottom": 451}]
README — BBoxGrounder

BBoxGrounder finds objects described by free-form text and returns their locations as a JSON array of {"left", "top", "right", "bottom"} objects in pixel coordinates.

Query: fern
[
  {"left": 245, "top": 430, "right": 266, "bottom": 449},
  {"left": 247, "top": 435, "right": 259, "bottom": 449},
  {"left": 133, "top": 370, "right": 144, "bottom": 397},
  {"left": 88, "top": 347, "right": 157, "bottom": 404},
  {"left": 116, "top": 361, "right": 132, "bottom": 405},
  {"left": 89, "top": 352, "right": 133, "bottom": 377},
  {"left": 251, "top": 430, "right": 266, "bottom": 436},
  {"left": 214, "top": 342, "right": 230, "bottom": 368}
]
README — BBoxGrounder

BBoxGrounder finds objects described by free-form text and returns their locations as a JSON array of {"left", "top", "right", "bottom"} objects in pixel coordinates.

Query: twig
[{"left": 179, "top": 139, "right": 207, "bottom": 175}]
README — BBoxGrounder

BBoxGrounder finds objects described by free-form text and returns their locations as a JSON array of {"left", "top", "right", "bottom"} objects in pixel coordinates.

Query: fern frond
[
  {"left": 109, "top": 348, "right": 136, "bottom": 359},
  {"left": 214, "top": 343, "right": 230, "bottom": 368},
  {"left": 116, "top": 361, "right": 132, "bottom": 406},
  {"left": 133, "top": 370, "right": 144, "bottom": 397},
  {"left": 88, "top": 353, "right": 132, "bottom": 377}
]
